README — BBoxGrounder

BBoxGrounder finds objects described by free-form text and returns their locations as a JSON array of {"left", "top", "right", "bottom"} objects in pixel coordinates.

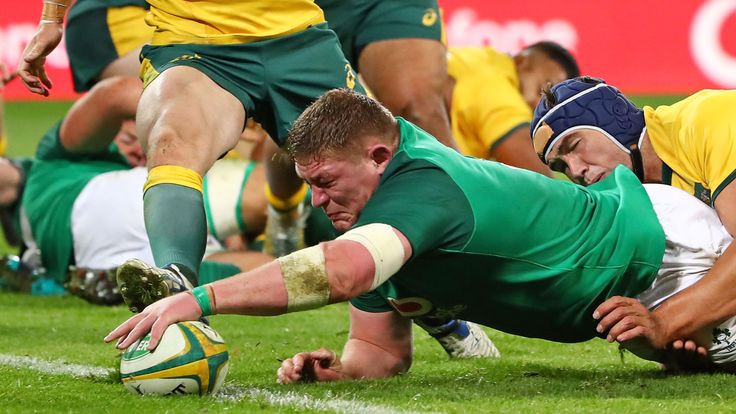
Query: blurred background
[{"left": 3, "top": 0, "right": 735, "bottom": 147}]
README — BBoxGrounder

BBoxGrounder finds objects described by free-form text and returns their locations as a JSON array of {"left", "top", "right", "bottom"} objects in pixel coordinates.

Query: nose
[
  {"left": 565, "top": 156, "right": 590, "bottom": 185},
  {"left": 311, "top": 186, "right": 329, "bottom": 208}
]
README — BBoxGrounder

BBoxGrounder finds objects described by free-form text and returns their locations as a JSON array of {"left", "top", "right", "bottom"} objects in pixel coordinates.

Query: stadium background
[{"left": 2, "top": 2, "right": 736, "bottom": 412}]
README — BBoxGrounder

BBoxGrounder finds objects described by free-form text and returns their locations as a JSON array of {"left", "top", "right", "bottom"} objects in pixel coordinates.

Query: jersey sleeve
[
  {"left": 695, "top": 117, "right": 736, "bottom": 202},
  {"left": 354, "top": 160, "right": 474, "bottom": 260},
  {"left": 35, "top": 122, "right": 130, "bottom": 165},
  {"left": 349, "top": 290, "right": 393, "bottom": 313},
  {"left": 455, "top": 72, "right": 532, "bottom": 152}
]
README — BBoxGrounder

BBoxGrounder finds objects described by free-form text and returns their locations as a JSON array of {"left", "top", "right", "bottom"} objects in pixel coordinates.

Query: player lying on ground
[
  {"left": 106, "top": 89, "right": 736, "bottom": 377},
  {"left": 446, "top": 41, "right": 578, "bottom": 175},
  {"left": 0, "top": 76, "right": 271, "bottom": 302},
  {"left": 531, "top": 76, "right": 736, "bottom": 358}
]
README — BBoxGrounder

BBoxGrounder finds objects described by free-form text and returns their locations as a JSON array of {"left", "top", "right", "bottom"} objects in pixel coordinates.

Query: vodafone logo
[
  {"left": 444, "top": 8, "right": 578, "bottom": 54},
  {"left": 690, "top": 0, "right": 736, "bottom": 87}
]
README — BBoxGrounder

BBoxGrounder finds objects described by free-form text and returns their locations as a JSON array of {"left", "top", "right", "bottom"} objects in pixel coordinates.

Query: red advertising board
[
  {"left": 1, "top": 0, "right": 735, "bottom": 99},
  {"left": 441, "top": 0, "right": 736, "bottom": 94}
]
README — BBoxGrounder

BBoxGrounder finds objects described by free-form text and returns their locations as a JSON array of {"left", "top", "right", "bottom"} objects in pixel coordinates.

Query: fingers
[
  {"left": 38, "top": 69, "right": 52, "bottom": 90},
  {"left": 18, "top": 71, "right": 49, "bottom": 96},
  {"left": 596, "top": 302, "right": 646, "bottom": 336},
  {"left": 103, "top": 313, "right": 146, "bottom": 344},
  {"left": 146, "top": 315, "right": 172, "bottom": 350},
  {"left": 277, "top": 354, "right": 308, "bottom": 384},
  {"left": 116, "top": 313, "right": 157, "bottom": 350},
  {"left": 593, "top": 296, "right": 639, "bottom": 324}
]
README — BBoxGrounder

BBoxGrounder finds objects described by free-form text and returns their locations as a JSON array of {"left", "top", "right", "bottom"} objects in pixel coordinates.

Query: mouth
[{"left": 589, "top": 172, "right": 604, "bottom": 185}]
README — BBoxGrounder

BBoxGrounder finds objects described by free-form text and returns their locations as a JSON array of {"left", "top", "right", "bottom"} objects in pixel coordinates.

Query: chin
[{"left": 331, "top": 220, "right": 351, "bottom": 232}]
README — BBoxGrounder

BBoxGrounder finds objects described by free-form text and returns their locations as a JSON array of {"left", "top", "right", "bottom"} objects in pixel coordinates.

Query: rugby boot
[
  {"left": 263, "top": 204, "right": 309, "bottom": 257},
  {"left": 417, "top": 319, "right": 501, "bottom": 359},
  {"left": 116, "top": 259, "right": 193, "bottom": 313}
]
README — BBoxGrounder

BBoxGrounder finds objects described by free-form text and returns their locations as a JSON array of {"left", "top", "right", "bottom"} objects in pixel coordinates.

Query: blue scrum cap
[{"left": 530, "top": 77, "right": 646, "bottom": 163}]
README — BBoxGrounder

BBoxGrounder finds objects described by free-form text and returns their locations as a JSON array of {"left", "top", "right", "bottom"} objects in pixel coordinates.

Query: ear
[
  {"left": 513, "top": 53, "right": 530, "bottom": 71},
  {"left": 367, "top": 144, "right": 393, "bottom": 175}
]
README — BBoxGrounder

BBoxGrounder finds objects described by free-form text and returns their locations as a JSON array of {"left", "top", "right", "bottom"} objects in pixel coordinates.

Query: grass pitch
[
  {"left": 3, "top": 292, "right": 736, "bottom": 414},
  {"left": 3, "top": 96, "right": 735, "bottom": 413}
]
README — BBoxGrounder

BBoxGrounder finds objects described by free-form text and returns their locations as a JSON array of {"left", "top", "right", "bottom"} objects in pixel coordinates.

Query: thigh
[
  {"left": 358, "top": 38, "right": 447, "bottom": 106},
  {"left": 137, "top": 60, "right": 246, "bottom": 174},
  {"left": 100, "top": 46, "right": 144, "bottom": 80}
]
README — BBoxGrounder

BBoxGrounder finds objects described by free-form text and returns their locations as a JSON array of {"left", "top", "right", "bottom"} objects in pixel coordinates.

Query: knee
[
  {"left": 383, "top": 87, "right": 446, "bottom": 125},
  {"left": 145, "top": 125, "right": 192, "bottom": 166}
]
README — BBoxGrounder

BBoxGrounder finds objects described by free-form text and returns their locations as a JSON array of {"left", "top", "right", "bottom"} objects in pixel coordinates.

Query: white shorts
[
  {"left": 202, "top": 159, "right": 256, "bottom": 241},
  {"left": 71, "top": 166, "right": 229, "bottom": 270},
  {"left": 631, "top": 184, "right": 735, "bottom": 368},
  {"left": 71, "top": 167, "right": 153, "bottom": 269}
]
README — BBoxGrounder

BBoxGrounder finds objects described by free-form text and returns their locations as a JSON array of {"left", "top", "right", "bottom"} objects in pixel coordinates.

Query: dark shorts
[
  {"left": 65, "top": 0, "right": 151, "bottom": 92},
  {"left": 139, "top": 23, "right": 364, "bottom": 146},
  {"left": 317, "top": 0, "right": 444, "bottom": 68}
]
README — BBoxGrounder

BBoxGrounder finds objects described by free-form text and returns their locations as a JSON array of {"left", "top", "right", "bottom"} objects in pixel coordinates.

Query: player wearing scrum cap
[{"left": 531, "top": 76, "right": 736, "bottom": 359}]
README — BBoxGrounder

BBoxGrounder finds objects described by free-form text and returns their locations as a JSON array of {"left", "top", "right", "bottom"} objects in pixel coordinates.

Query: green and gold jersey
[
  {"left": 645, "top": 90, "right": 736, "bottom": 205},
  {"left": 22, "top": 124, "right": 129, "bottom": 282},
  {"left": 448, "top": 47, "right": 532, "bottom": 159},
  {"left": 146, "top": 0, "right": 325, "bottom": 45},
  {"left": 350, "top": 118, "right": 666, "bottom": 343}
]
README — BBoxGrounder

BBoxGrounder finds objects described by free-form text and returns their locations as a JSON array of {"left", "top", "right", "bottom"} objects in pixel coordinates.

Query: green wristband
[{"left": 191, "top": 286, "right": 213, "bottom": 317}]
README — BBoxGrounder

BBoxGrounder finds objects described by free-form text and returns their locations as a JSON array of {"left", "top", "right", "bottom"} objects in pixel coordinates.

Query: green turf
[
  {"left": 1, "top": 292, "right": 735, "bottom": 413},
  {"left": 4, "top": 96, "right": 728, "bottom": 413}
]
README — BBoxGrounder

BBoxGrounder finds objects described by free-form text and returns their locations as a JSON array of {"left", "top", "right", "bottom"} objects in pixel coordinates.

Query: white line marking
[
  {"left": 0, "top": 354, "right": 111, "bottom": 378},
  {"left": 0, "top": 354, "right": 439, "bottom": 414}
]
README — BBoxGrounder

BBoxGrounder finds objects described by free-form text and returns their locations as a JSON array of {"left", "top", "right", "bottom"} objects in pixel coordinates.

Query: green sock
[
  {"left": 144, "top": 183, "right": 206, "bottom": 283},
  {"left": 198, "top": 261, "right": 241, "bottom": 285}
]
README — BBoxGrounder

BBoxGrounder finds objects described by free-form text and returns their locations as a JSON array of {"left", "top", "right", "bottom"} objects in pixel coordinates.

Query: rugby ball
[{"left": 120, "top": 321, "right": 229, "bottom": 396}]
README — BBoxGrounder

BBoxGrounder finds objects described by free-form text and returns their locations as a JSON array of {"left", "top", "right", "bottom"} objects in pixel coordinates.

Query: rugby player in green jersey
[{"left": 107, "top": 89, "right": 736, "bottom": 376}]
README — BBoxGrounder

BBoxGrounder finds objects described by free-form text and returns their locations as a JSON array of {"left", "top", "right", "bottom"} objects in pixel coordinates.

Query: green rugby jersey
[
  {"left": 350, "top": 118, "right": 666, "bottom": 342},
  {"left": 21, "top": 123, "right": 130, "bottom": 282}
]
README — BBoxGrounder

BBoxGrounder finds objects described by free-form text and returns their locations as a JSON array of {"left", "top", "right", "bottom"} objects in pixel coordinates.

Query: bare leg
[
  {"left": 359, "top": 38, "right": 456, "bottom": 150},
  {"left": 100, "top": 47, "right": 143, "bottom": 80}
]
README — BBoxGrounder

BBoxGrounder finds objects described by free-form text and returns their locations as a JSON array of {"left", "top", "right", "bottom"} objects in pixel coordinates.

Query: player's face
[
  {"left": 296, "top": 154, "right": 382, "bottom": 232},
  {"left": 546, "top": 129, "right": 632, "bottom": 186},
  {"left": 519, "top": 57, "right": 569, "bottom": 109},
  {"left": 114, "top": 120, "right": 146, "bottom": 167}
]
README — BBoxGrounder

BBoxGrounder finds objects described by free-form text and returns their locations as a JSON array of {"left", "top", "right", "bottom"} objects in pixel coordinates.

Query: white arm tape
[
  {"left": 336, "top": 223, "right": 405, "bottom": 290},
  {"left": 277, "top": 245, "right": 330, "bottom": 312}
]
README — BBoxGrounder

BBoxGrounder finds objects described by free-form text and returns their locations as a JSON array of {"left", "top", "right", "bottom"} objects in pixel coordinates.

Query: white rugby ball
[{"left": 120, "top": 321, "right": 229, "bottom": 396}]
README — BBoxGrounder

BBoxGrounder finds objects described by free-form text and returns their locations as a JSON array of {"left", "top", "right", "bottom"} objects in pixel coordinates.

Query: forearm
[
  {"left": 209, "top": 261, "right": 289, "bottom": 316},
  {"left": 339, "top": 338, "right": 412, "bottom": 380},
  {"left": 653, "top": 242, "right": 736, "bottom": 340},
  {"left": 59, "top": 77, "right": 142, "bottom": 152},
  {"left": 208, "top": 241, "right": 375, "bottom": 316}
]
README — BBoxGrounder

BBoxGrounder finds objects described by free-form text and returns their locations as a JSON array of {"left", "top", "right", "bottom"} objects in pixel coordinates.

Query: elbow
[{"left": 323, "top": 241, "right": 375, "bottom": 302}]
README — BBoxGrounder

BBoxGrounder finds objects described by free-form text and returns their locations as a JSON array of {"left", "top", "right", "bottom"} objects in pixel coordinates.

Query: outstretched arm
[
  {"left": 105, "top": 226, "right": 412, "bottom": 350},
  {"left": 277, "top": 305, "right": 413, "bottom": 383},
  {"left": 59, "top": 76, "right": 142, "bottom": 153},
  {"left": 18, "top": 0, "right": 73, "bottom": 96}
]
